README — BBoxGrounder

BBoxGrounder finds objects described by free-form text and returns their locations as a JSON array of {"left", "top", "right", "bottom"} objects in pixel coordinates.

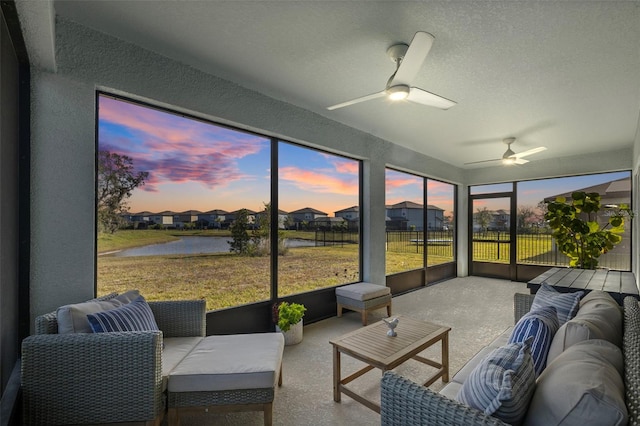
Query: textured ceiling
[{"left": 21, "top": 1, "right": 640, "bottom": 168}]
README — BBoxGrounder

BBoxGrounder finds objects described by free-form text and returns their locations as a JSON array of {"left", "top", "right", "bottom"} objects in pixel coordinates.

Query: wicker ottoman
[
  {"left": 167, "top": 333, "right": 284, "bottom": 426},
  {"left": 336, "top": 282, "right": 392, "bottom": 326}
]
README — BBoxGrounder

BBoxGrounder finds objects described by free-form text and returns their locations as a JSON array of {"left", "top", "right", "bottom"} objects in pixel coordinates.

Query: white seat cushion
[
  {"left": 161, "top": 336, "right": 204, "bottom": 391},
  {"left": 168, "top": 333, "right": 284, "bottom": 393},
  {"left": 335, "top": 283, "right": 390, "bottom": 301}
]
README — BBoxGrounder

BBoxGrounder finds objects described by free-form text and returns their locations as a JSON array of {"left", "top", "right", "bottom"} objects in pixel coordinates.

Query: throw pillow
[
  {"left": 508, "top": 305, "right": 559, "bottom": 377},
  {"left": 531, "top": 283, "right": 583, "bottom": 325},
  {"left": 524, "top": 339, "right": 627, "bottom": 426},
  {"left": 87, "top": 295, "right": 159, "bottom": 333},
  {"left": 546, "top": 291, "right": 623, "bottom": 365},
  {"left": 456, "top": 338, "right": 536, "bottom": 426},
  {"left": 56, "top": 290, "right": 141, "bottom": 333}
]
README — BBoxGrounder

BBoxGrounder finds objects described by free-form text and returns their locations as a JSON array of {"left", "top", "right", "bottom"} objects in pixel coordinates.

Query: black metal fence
[
  {"left": 472, "top": 231, "right": 630, "bottom": 271},
  {"left": 385, "top": 230, "right": 454, "bottom": 259},
  {"left": 312, "top": 229, "right": 630, "bottom": 270},
  {"left": 314, "top": 230, "right": 359, "bottom": 247}
]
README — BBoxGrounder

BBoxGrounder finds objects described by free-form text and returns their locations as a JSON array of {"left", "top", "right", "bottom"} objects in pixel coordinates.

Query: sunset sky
[{"left": 99, "top": 95, "right": 628, "bottom": 218}]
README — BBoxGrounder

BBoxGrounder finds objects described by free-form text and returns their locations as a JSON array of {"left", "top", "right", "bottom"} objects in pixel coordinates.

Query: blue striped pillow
[
  {"left": 508, "top": 305, "right": 559, "bottom": 376},
  {"left": 87, "top": 295, "right": 159, "bottom": 333},
  {"left": 532, "top": 283, "right": 583, "bottom": 325},
  {"left": 456, "top": 338, "right": 536, "bottom": 425}
]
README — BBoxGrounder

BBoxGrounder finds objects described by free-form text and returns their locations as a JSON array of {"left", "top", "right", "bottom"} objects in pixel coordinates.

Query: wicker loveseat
[
  {"left": 381, "top": 291, "right": 640, "bottom": 426},
  {"left": 21, "top": 293, "right": 206, "bottom": 425}
]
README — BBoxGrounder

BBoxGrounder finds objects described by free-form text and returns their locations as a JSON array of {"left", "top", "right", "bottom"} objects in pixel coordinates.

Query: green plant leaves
[
  {"left": 545, "top": 190, "right": 632, "bottom": 269},
  {"left": 277, "top": 301, "right": 306, "bottom": 332}
]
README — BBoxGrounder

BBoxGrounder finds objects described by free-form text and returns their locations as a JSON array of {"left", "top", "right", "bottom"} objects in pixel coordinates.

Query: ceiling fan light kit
[
  {"left": 386, "top": 85, "right": 410, "bottom": 100},
  {"left": 465, "top": 137, "right": 547, "bottom": 167},
  {"left": 327, "top": 31, "right": 456, "bottom": 111}
]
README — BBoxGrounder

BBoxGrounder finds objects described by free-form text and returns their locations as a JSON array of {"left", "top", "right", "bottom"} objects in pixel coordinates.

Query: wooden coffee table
[{"left": 329, "top": 315, "right": 450, "bottom": 413}]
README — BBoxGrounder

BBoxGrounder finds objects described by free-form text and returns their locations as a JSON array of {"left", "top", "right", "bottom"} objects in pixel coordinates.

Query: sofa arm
[
  {"left": 149, "top": 299, "right": 206, "bottom": 337},
  {"left": 514, "top": 293, "right": 534, "bottom": 324},
  {"left": 381, "top": 372, "right": 508, "bottom": 426},
  {"left": 21, "top": 331, "right": 163, "bottom": 425}
]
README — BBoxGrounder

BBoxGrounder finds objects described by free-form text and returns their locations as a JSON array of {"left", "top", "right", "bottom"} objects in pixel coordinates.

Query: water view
[{"left": 107, "top": 236, "right": 316, "bottom": 257}]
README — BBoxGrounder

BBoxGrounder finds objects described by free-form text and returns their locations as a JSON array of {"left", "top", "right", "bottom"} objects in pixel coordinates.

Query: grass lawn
[
  {"left": 98, "top": 230, "right": 561, "bottom": 310},
  {"left": 99, "top": 244, "right": 360, "bottom": 309}
]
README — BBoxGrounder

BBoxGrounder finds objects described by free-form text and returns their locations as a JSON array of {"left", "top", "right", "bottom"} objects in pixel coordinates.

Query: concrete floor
[{"left": 171, "top": 276, "right": 527, "bottom": 425}]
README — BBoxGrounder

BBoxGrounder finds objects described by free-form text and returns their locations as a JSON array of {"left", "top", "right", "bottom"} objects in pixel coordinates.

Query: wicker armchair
[{"left": 21, "top": 298, "right": 206, "bottom": 426}]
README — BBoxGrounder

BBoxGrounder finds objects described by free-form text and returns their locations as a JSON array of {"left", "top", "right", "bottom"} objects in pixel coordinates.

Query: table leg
[
  {"left": 333, "top": 346, "right": 341, "bottom": 402},
  {"left": 442, "top": 331, "right": 450, "bottom": 382}
]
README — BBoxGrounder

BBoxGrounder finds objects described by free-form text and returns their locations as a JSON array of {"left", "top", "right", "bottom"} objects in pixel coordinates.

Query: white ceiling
[{"left": 18, "top": 1, "right": 640, "bottom": 169}]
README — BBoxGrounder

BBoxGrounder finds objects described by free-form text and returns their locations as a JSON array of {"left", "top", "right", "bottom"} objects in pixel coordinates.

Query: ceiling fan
[
  {"left": 465, "top": 137, "right": 547, "bottom": 166},
  {"left": 326, "top": 32, "right": 456, "bottom": 111}
]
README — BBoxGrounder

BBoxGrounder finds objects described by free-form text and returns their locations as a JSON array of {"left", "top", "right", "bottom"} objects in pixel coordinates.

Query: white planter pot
[{"left": 277, "top": 320, "right": 303, "bottom": 345}]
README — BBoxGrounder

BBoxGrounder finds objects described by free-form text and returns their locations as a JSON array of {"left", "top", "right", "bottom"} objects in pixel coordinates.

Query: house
[
  {"left": 148, "top": 211, "right": 175, "bottom": 228},
  {"left": 385, "top": 201, "right": 446, "bottom": 231},
  {"left": 472, "top": 209, "right": 511, "bottom": 232},
  {"left": 3, "top": 3, "right": 640, "bottom": 421},
  {"left": 173, "top": 210, "right": 201, "bottom": 228},
  {"left": 334, "top": 206, "right": 359, "bottom": 221},
  {"left": 310, "top": 216, "right": 346, "bottom": 230},
  {"left": 288, "top": 207, "right": 328, "bottom": 227},
  {"left": 254, "top": 208, "right": 289, "bottom": 229},
  {"left": 226, "top": 209, "right": 257, "bottom": 227},
  {"left": 334, "top": 206, "right": 359, "bottom": 231},
  {"left": 544, "top": 176, "right": 632, "bottom": 231},
  {"left": 544, "top": 177, "right": 631, "bottom": 207},
  {"left": 198, "top": 209, "right": 229, "bottom": 229}
]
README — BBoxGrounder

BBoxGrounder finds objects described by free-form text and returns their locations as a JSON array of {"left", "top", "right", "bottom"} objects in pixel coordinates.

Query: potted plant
[
  {"left": 544, "top": 191, "right": 633, "bottom": 269},
  {"left": 273, "top": 301, "right": 306, "bottom": 345}
]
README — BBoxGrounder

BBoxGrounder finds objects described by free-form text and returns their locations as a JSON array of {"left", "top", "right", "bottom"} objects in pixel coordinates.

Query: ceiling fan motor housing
[
  {"left": 387, "top": 43, "right": 409, "bottom": 62},
  {"left": 387, "top": 85, "right": 410, "bottom": 100}
]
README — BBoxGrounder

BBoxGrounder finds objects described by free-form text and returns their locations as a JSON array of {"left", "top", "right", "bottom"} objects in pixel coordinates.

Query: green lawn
[
  {"left": 98, "top": 230, "right": 558, "bottom": 310},
  {"left": 98, "top": 245, "right": 359, "bottom": 310}
]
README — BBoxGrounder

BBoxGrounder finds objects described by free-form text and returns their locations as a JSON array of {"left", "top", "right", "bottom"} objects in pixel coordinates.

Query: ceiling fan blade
[
  {"left": 407, "top": 87, "right": 456, "bottom": 110},
  {"left": 326, "top": 91, "right": 386, "bottom": 111},
  {"left": 464, "top": 158, "right": 501, "bottom": 165},
  {"left": 513, "top": 146, "right": 547, "bottom": 158},
  {"left": 392, "top": 32, "right": 434, "bottom": 85},
  {"left": 513, "top": 158, "right": 529, "bottom": 165}
]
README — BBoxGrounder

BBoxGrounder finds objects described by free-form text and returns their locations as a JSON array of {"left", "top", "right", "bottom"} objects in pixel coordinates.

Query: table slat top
[
  {"left": 527, "top": 267, "right": 638, "bottom": 304},
  {"left": 330, "top": 316, "right": 450, "bottom": 369}
]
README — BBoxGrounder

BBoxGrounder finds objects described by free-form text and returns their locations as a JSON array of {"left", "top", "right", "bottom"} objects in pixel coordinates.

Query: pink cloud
[
  {"left": 279, "top": 166, "right": 358, "bottom": 195},
  {"left": 332, "top": 159, "right": 359, "bottom": 174},
  {"left": 99, "top": 97, "right": 268, "bottom": 191}
]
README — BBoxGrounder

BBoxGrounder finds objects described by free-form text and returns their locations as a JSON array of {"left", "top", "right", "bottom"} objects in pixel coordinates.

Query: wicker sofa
[
  {"left": 381, "top": 291, "right": 640, "bottom": 426},
  {"left": 21, "top": 293, "right": 206, "bottom": 425}
]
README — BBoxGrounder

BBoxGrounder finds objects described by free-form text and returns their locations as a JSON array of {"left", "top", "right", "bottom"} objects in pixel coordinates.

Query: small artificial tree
[{"left": 544, "top": 191, "right": 633, "bottom": 269}]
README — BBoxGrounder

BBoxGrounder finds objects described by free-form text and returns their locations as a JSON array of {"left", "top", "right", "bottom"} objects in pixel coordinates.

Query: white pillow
[{"left": 56, "top": 290, "right": 140, "bottom": 333}]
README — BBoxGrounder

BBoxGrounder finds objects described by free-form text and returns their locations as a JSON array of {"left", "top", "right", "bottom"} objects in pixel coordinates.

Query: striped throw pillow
[
  {"left": 87, "top": 295, "right": 159, "bottom": 333},
  {"left": 456, "top": 338, "right": 536, "bottom": 425},
  {"left": 531, "top": 283, "right": 583, "bottom": 325},
  {"left": 508, "top": 305, "right": 559, "bottom": 376}
]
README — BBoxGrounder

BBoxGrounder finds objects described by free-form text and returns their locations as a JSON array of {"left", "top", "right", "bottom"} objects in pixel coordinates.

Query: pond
[{"left": 107, "top": 236, "right": 316, "bottom": 257}]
